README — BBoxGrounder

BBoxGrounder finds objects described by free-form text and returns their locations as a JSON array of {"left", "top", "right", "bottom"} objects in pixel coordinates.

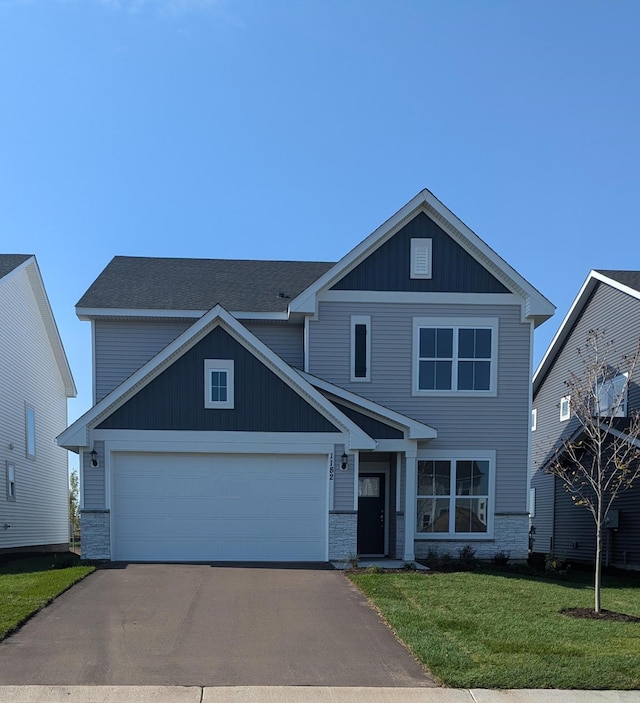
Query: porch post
[{"left": 404, "top": 449, "right": 417, "bottom": 562}]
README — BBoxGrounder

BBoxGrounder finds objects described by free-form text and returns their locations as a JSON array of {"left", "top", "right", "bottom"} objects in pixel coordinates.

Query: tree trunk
[{"left": 595, "top": 514, "right": 602, "bottom": 614}]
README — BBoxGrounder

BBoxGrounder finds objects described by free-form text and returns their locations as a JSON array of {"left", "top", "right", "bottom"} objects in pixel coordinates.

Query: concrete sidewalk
[{"left": 0, "top": 687, "right": 638, "bottom": 702}]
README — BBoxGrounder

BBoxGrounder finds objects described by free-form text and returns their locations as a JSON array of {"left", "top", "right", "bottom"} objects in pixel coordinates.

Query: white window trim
[
  {"left": 25, "top": 405, "right": 36, "bottom": 460},
  {"left": 412, "top": 317, "right": 498, "bottom": 397},
  {"left": 559, "top": 395, "right": 570, "bottom": 422},
  {"left": 350, "top": 315, "right": 371, "bottom": 382},
  {"left": 6, "top": 462, "right": 15, "bottom": 501},
  {"left": 410, "top": 238, "right": 432, "bottom": 279},
  {"left": 204, "top": 359, "right": 234, "bottom": 409},
  {"left": 414, "top": 449, "right": 496, "bottom": 540},
  {"left": 531, "top": 408, "right": 537, "bottom": 432},
  {"left": 596, "top": 372, "right": 628, "bottom": 417}
]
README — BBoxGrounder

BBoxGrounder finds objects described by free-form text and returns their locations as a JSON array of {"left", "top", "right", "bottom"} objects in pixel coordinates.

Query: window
[
  {"left": 531, "top": 408, "right": 537, "bottom": 431},
  {"left": 411, "top": 238, "right": 432, "bottom": 279},
  {"left": 414, "top": 318, "right": 497, "bottom": 395},
  {"left": 596, "top": 373, "right": 628, "bottom": 417},
  {"left": 560, "top": 395, "right": 570, "bottom": 422},
  {"left": 350, "top": 315, "right": 371, "bottom": 382},
  {"left": 25, "top": 405, "right": 36, "bottom": 459},
  {"left": 6, "top": 462, "right": 15, "bottom": 501},
  {"left": 416, "top": 457, "right": 491, "bottom": 536},
  {"left": 204, "top": 360, "right": 234, "bottom": 409}
]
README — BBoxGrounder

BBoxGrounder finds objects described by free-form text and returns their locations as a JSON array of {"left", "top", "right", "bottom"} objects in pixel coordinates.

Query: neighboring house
[
  {"left": 58, "top": 190, "right": 554, "bottom": 563},
  {"left": 0, "top": 255, "right": 76, "bottom": 553},
  {"left": 531, "top": 270, "right": 640, "bottom": 569}
]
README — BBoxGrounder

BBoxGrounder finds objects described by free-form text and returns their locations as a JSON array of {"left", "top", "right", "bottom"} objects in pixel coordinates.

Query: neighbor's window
[
  {"left": 531, "top": 408, "right": 537, "bottom": 431},
  {"left": 414, "top": 318, "right": 497, "bottom": 394},
  {"left": 204, "top": 360, "right": 234, "bottom": 409},
  {"left": 416, "top": 458, "right": 490, "bottom": 536},
  {"left": 596, "top": 373, "right": 628, "bottom": 417},
  {"left": 6, "top": 462, "right": 15, "bottom": 501},
  {"left": 350, "top": 315, "right": 371, "bottom": 382},
  {"left": 560, "top": 395, "right": 570, "bottom": 422},
  {"left": 25, "top": 405, "right": 36, "bottom": 459}
]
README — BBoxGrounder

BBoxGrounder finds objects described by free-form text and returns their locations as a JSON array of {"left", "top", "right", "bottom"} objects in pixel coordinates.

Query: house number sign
[{"left": 329, "top": 453, "right": 334, "bottom": 481}]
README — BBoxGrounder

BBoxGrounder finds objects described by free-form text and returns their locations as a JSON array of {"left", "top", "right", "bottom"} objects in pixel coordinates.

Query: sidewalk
[{"left": 0, "top": 687, "right": 638, "bottom": 702}]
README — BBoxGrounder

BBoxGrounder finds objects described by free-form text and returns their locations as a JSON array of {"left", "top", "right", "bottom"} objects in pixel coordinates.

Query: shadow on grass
[{"left": 0, "top": 552, "right": 85, "bottom": 575}]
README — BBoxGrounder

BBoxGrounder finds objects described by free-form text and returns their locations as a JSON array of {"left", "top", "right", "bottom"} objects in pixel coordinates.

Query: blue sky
[{"left": 1, "top": 0, "right": 639, "bottom": 448}]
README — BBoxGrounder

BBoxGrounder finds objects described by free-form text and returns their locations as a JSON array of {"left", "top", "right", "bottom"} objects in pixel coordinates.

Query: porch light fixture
[
  {"left": 90, "top": 448, "right": 99, "bottom": 468},
  {"left": 340, "top": 452, "right": 348, "bottom": 470}
]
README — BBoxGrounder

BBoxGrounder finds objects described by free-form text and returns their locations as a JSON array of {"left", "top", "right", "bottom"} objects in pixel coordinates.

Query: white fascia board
[
  {"left": 58, "top": 303, "right": 375, "bottom": 451},
  {"left": 297, "top": 370, "right": 437, "bottom": 440},
  {"left": 56, "top": 424, "right": 88, "bottom": 453},
  {"left": 77, "top": 307, "right": 289, "bottom": 321}
]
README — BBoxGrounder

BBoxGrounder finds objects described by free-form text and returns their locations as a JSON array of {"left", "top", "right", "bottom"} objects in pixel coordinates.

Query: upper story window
[
  {"left": 559, "top": 395, "right": 570, "bottom": 422},
  {"left": 25, "top": 405, "right": 36, "bottom": 460},
  {"left": 596, "top": 373, "right": 628, "bottom": 417},
  {"left": 413, "top": 318, "right": 498, "bottom": 396},
  {"left": 350, "top": 315, "right": 371, "bottom": 382},
  {"left": 531, "top": 408, "right": 537, "bottom": 431},
  {"left": 410, "top": 238, "right": 432, "bottom": 279},
  {"left": 6, "top": 462, "right": 16, "bottom": 501},
  {"left": 204, "top": 359, "right": 234, "bottom": 409},
  {"left": 416, "top": 456, "right": 492, "bottom": 537}
]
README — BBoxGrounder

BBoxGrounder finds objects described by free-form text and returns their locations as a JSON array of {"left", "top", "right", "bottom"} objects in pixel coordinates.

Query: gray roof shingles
[
  {"left": 77, "top": 256, "right": 335, "bottom": 313},
  {"left": 596, "top": 270, "right": 640, "bottom": 294},
  {"left": 0, "top": 254, "right": 32, "bottom": 281}
]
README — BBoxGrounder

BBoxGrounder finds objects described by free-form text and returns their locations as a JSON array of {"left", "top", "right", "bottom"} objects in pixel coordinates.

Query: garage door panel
[{"left": 112, "top": 452, "right": 327, "bottom": 562}]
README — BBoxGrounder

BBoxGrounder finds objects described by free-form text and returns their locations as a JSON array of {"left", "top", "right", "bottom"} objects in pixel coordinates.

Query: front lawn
[
  {"left": 349, "top": 569, "right": 640, "bottom": 689},
  {"left": 0, "top": 553, "right": 95, "bottom": 640}
]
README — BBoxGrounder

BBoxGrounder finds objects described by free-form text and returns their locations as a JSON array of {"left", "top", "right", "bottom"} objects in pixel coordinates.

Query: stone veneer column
[
  {"left": 329, "top": 512, "right": 357, "bottom": 561},
  {"left": 80, "top": 510, "right": 111, "bottom": 560}
]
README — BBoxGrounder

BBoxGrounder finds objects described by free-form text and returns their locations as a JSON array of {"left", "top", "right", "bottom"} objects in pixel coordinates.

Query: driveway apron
[{"left": 0, "top": 564, "right": 435, "bottom": 687}]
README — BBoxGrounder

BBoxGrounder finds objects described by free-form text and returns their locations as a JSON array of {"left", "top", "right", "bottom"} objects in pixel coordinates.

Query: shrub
[
  {"left": 490, "top": 550, "right": 511, "bottom": 566},
  {"left": 457, "top": 545, "right": 477, "bottom": 570}
]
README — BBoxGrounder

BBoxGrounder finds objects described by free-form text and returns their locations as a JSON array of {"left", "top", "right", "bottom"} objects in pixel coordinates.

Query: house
[
  {"left": 0, "top": 255, "right": 76, "bottom": 554},
  {"left": 531, "top": 270, "right": 640, "bottom": 569},
  {"left": 58, "top": 190, "right": 554, "bottom": 563}
]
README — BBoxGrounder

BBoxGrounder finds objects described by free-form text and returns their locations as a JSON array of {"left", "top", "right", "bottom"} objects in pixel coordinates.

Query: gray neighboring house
[
  {"left": 0, "top": 255, "right": 76, "bottom": 553},
  {"left": 59, "top": 190, "right": 554, "bottom": 563},
  {"left": 531, "top": 270, "right": 640, "bottom": 569}
]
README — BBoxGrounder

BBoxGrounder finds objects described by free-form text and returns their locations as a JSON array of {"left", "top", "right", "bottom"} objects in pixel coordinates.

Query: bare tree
[
  {"left": 69, "top": 469, "right": 80, "bottom": 539},
  {"left": 546, "top": 329, "right": 640, "bottom": 613}
]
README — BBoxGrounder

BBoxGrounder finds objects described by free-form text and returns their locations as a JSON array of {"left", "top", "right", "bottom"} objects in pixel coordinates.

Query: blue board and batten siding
[
  {"left": 332, "top": 212, "right": 509, "bottom": 293},
  {"left": 532, "top": 281, "right": 640, "bottom": 566},
  {"left": 97, "top": 326, "right": 338, "bottom": 432}
]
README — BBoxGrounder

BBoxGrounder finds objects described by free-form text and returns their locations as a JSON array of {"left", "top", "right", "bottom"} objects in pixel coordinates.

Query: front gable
[
  {"left": 330, "top": 212, "right": 509, "bottom": 294},
  {"left": 97, "top": 325, "right": 339, "bottom": 432}
]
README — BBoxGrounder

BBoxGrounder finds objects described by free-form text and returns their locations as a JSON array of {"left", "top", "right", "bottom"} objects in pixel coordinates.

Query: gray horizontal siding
[
  {"left": 82, "top": 441, "right": 105, "bottom": 510},
  {"left": 309, "top": 301, "right": 532, "bottom": 514},
  {"left": 532, "top": 282, "right": 640, "bottom": 559},
  {"left": 333, "top": 443, "right": 354, "bottom": 511},
  {"left": 242, "top": 321, "right": 304, "bottom": 369}
]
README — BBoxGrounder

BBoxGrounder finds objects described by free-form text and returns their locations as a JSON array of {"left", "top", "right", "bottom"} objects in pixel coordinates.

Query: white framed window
[
  {"left": 416, "top": 452, "right": 494, "bottom": 538},
  {"left": 560, "top": 395, "right": 570, "bottom": 422},
  {"left": 413, "top": 317, "right": 498, "bottom": 396},
  {"left": 531, "top": 408, "right": 537, "bottom": 431},
  {"left": 204, "top": 359, "right": 234, "bottom": 409},
  {"left": 595, "top": 373, "right": 628, "bottom": 417},
  {"left": 529, "top": 487, "right": 536, "bottom": 518},
  {"left": 6, "top": 462, "right": 16, "bottom": 501},
  {"left": 410, "top": 238, "right": 432, "bottom": 279},
  {"left": 350, "top": 315, "right": 371, "bottom": 382},
  {"left": 25, "top": 405, "right": 36, "bottom": 460}
]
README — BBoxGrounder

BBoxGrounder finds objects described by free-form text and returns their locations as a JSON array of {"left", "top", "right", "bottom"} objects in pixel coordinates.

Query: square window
[
  {"left": 596, "top": 373, "right": 628, "bottom": 417},
  {"left": 204, "top": 360, "right": 234, "bottom": 409}
]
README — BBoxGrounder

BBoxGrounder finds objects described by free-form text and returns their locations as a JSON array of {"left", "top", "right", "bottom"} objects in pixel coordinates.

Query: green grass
[
  {"left": 349, "top": 569, "right": 640, "bottom": 689},
  {"left": 0, "top": 553, "right": 95, "bottom": 640}
]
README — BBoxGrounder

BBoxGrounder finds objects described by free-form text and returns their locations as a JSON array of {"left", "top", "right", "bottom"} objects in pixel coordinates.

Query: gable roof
[
  {"left": 58, "top": 304, "right": 376, "bottom": 452},
  {"left": 289, "top": 189, "right": 555, "bottom": 327},
  {"left": 533, "top": 270, "right": 640, "bottom": 395},
  {"left": 76, "top": 256, "right": 334, "bottom": 317},
  {"left": 0, "top": 255, "right": 76, "bottom": 398}
]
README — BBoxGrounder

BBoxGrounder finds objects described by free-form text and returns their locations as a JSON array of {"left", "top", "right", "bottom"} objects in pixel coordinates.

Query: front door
[{"left": 357, "top": 473, "right": 386, "bottom": 555}]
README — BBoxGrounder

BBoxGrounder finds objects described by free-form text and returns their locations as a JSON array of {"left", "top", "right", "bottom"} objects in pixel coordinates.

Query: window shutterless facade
[
  {"left": 416, "top": 453, "right": 494, "bottom": 538},
  {"left": 25, "top": 405, "right": 36, "bottom": 460},
  {"left": 559, "top": 395, "right": 570, "bottom": 422},
  {"left": 350, "top": 315, "right": 371, "bottom": 382},
  {"left": 6, "top": 462, "right": 16, "bottom": 501},
  {"left": 596, "top": 373, "right": 628, "bottom": 417},
  {"left": 413, "top": 318, "right": 498, "bottom": 396},
  {"left": 204, "top": 359, "right": 234, "bottom": 409}
]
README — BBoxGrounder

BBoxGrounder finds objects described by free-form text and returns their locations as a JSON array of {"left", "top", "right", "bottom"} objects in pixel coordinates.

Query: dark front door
[{"left": 357, "top": 473, "right": 386, "bottom": 555}]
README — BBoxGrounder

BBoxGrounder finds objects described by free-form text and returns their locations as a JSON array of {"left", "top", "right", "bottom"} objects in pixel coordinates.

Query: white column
[{"left": 404, "top": 449, "right": 417, "bottom": 562}]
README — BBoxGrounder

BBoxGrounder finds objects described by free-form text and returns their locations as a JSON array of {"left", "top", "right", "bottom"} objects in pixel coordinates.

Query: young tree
[
  {"left": 546, "top": 329, "right": 640, "bottom": 613},
  {"left": 69, "top": 469, "right": 80, "bottom": 538}
]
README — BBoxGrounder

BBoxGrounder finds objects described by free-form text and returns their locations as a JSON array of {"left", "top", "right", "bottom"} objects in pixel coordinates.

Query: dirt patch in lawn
[{"left": 561, "top": 608, "right": 640, "bottom": 622}]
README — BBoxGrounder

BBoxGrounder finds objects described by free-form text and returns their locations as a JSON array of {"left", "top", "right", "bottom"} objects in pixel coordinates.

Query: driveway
[{"left": 0, "top": 564, "right": 435, "bottom": 687}]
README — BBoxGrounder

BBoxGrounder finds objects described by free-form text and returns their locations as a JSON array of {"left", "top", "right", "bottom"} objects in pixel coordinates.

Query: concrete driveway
[{"left": 0, "top": 564, "right": 435, "bottom": 687}]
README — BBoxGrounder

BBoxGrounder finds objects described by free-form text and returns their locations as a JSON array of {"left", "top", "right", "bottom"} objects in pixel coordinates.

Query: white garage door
[{"left": 111, "top": 452, "right": 328, "bottom": 562}]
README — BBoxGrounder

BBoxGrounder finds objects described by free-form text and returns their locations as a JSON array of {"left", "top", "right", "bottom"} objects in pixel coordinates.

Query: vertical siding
[
  {"left": 309, "top": 301, "right": 531, "bottom": 513},
  {"left": 532, "top": 282, "right": 640, "bottom": 560},
  {"left": 0, "top": 267, "right": 70, "bottom": 549},
  {"left": 94, "top": 319, "right": 192, "bottom": 401},
  {"left": 243, "top": 322, "right": 304, "bottom": 369}
]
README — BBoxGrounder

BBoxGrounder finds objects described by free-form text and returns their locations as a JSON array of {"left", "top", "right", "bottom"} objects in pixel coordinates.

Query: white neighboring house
[{"left": 0, "top": 255, "right": 76, "bottom": 553}]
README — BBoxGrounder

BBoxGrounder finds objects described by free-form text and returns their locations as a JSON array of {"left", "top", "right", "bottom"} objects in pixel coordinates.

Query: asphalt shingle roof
[
  {"left": 77, "top": 256, "right": 335, "bottom": 313},
  {"left": 596, "top": 270, "right": 640, "bottom": 294},
  {"left": 0, "top": 254, "right": 32, "bottom": 281}
]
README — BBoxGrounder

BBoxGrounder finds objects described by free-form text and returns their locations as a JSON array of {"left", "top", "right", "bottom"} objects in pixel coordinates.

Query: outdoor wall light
[
  {"left": 340, "top": 452, "right": 348, "bottom": 470},
  {"left": 90, "top": 448, "right": 99, "bottom": 468}
]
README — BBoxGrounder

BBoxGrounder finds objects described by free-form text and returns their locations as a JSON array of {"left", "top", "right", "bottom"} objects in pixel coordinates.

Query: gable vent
[{"left": 411, "top": 238, "right": 432, "bottom": 279}]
